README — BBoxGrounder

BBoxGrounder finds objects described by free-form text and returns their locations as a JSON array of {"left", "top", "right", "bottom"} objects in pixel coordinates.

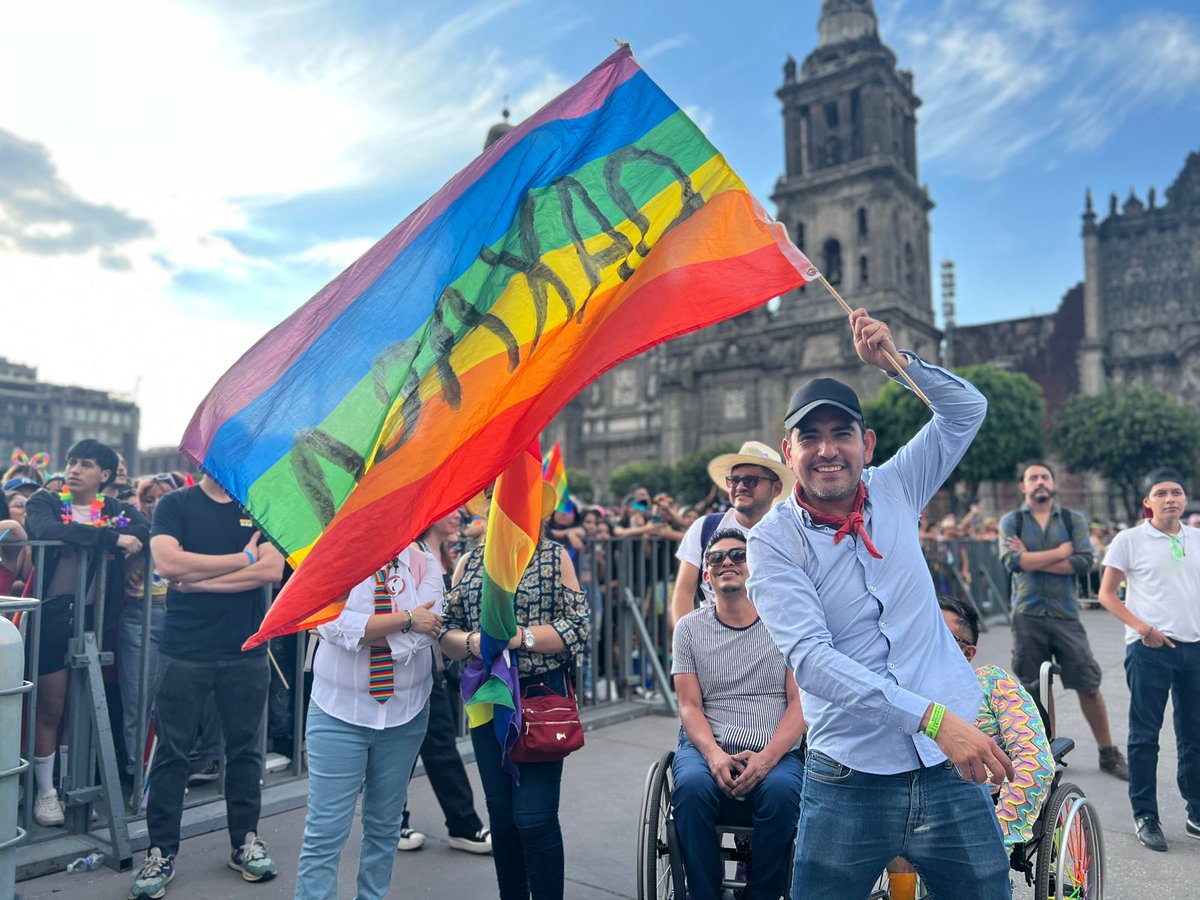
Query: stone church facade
[
  {"left": 544, "top": 0, "right": 943, "bottom": 495},
  {"left": 534, "top": 0, "right": 1200, "bottom": 504}
]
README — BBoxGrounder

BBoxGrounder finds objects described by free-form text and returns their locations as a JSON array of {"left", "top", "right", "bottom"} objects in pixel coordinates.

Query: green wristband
[{"left": 924, "top": 703, "right": 945, "bottom": 740}]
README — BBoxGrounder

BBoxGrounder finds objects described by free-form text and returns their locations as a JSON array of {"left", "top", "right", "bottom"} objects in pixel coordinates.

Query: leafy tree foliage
[
  {"left": 671, "top": 442, "right": 740, "bottom": 504},
  {"left": 862, "top": 364, "right": 1044, "bottom": 505},
  {"left": 608, "top": 460, "right": 673, "bottom": 501},
  {"left": 1053, "top": 381, "right": 1200, "bottom": 518},
  {"left": 565, "top": 467, "right": 594, "bottom": 503}
]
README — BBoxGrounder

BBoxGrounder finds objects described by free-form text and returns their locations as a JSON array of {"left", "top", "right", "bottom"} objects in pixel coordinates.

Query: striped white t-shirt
[{"left": 672, "top": 605, "right": 792, "bottom": 753}]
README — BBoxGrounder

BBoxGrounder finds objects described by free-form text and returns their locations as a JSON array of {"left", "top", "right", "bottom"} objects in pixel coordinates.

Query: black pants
[
  {"left": 146, "top": 654, "right": 269, "bottom": 855},
  {"left": 405, "top": 666, "right": 484, "bottom": 838}
]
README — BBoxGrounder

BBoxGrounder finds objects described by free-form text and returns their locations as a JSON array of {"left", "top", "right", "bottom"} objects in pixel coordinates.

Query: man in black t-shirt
[{"left": 129, "top": 476, "right": 284, "bottom": 900}]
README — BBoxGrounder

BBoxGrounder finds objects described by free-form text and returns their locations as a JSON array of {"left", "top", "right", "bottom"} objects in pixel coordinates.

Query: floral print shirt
[{"left": 442, "top": 537, "right": 589, "bottom": 678}]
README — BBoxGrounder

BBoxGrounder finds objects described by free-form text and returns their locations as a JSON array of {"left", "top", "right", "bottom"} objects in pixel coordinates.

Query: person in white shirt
[
  {"left": 669, "top": 441, "right": 795, "bottom": 626},
  {"left": 294, "top": 543, "right": 444, "bottom": 900},
  {"left": 1099, "top": 468, "right": 1200, "bottom": 852}
]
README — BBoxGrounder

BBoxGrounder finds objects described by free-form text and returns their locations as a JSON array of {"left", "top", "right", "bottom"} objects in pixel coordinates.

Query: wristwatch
[{"left": 522, "top": 626, "right": 536, "bottom": 650}]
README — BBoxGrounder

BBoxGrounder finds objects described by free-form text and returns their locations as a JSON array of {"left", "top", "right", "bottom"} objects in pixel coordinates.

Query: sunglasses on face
[
  {"left": 953, "top": 635, "right": 975, "bottom": 649},
  {"left": 726, "top": 474, "right": 774, "bottom": 490},
  {"left": 152, "top": 473, "right": 179, "bottom": 486},
  {"left": 705, "top": 547, "right": 748, "bottom": 567}
]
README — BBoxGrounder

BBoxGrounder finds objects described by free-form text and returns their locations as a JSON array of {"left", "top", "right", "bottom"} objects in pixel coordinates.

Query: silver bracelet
[{"left": 401, "top": 609, "right": 414, "bottom": 633}]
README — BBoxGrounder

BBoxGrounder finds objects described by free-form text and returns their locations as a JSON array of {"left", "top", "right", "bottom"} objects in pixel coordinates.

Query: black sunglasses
[
  {"left": 954, "top": 635, "right": 975, "bottom": 649},
  {"left": 726, "top": 474, "right": 776, "bottom": 490},
  {"left": 705, "top": 547, "right": 748, "bottom": 567}
]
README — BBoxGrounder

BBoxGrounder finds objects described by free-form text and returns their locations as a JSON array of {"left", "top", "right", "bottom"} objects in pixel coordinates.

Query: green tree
[
  {"left": 1053, "top": 381, "right": 1200, "bottom": 518},
  {"left": 671, "top": 442, "right": 740, "bottom": 505},
  {"left": 565, "top": 467, "right": 594, "bottom": 503},
  {"left": 862, "top": 364, "right": 1044, "bottom": 506},
  {"left": 608, "top": 460, "right": 673, "bottom": 501}
]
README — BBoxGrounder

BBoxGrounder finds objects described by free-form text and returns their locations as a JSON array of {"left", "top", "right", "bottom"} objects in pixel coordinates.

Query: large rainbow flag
[
  {"left": 459, "top": 441, "right": 544, "bottom": 777},
  {"left": 181, "top": 45, "right": 812, "bottom": 647}
]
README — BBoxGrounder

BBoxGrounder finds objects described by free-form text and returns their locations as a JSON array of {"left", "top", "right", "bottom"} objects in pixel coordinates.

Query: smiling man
[
  {"left": 747, "top": 309, "right": 1014, "bottom": 899},
  {"left": 671, "top": 528, "right": 805, "bottom": 900},
  {"left": 1098, "top": 468, "right": 1200, "bottom": 852},
  {"left": 669, "top": 441, "right": 794, "bottom": 626},
  {"left": 1000, "top": 461, "right": 1126, "bottom": 781}
]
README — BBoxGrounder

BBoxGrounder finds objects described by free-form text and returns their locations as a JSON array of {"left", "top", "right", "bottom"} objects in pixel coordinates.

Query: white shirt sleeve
[
  {"left": 676, "top": 517, "right": 707, "bottom": 567},
  {"left": 316, "top": 574, "right": 376, "bottom": 652},
  {"left": 1102, "top": 528, "right": 1130, "bottom": 574}
]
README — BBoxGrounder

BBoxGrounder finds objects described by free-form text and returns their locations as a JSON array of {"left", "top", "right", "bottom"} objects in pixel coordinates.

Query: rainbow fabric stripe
[
  {"left": 460, "top": 441, "right": 544, "bottom": 776},
  {"left": 367, "top": 567, "right": 395, "bottom": 703},
  {"left": 975, "top": 664, "right": 1054, "bottom": 847},
  {"left": 542, "top": 442, "right": 569, "bottom": 512},
  {"left": 180, "top": 45, "right": 811, "bottom": 648}
]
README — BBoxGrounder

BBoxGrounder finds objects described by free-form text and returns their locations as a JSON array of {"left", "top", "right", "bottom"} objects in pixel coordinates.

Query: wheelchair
[
  {"left": 869, "top": 661, "right": 1105, "bottom": 900},
  {"left": 636, "top": 748, "right": 795, "bottom": 899}
]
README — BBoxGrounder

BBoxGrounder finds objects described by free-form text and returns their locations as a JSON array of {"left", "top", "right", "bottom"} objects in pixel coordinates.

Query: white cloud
[
  {"left": 888, "top": 1, "right": 1200, "bottom": 178},
  {"left": 639, "top": 34, "right": 695, "bottom": 62},
  {"left": 0, "top": 0, "right": 572, "bottom": 452}
]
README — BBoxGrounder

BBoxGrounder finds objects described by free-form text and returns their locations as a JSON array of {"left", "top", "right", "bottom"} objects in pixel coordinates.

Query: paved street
[{"left": 20, "top": 609, "right": 1198, "bottom": 898}]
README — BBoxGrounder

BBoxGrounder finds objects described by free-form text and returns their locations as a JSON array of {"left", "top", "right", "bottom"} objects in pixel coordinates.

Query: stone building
[
  {"left": 543, "top": 0, "right": 941, "bottom": 496},
  {"left": 0, "top": 356, "right": 140, "bottom": 471}
]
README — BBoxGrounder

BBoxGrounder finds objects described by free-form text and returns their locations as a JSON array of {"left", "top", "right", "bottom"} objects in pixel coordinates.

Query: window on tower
[
  {"left": 904, "top": 242, "right": 914, "bottom": 287},
  {"left": 794, "top": 222, "right": 805, "bottom": 250},
  {"left": 823, "top": 239, "right": 843, "bottom": 286},
  {"left": 857, "top": 207, "right": 868, "bottom": 236},
  {"left": 859, "top": 255, "right": 869, "bottom": 286},
  {"left": 824, "top": 102, "right": 839, "bottom": 128}
]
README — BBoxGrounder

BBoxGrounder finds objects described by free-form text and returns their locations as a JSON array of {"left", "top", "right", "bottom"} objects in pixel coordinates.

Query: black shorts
[
  {"left": 1011, "top": 612, "right": 1102, "bottom": 693},
  {"left": 36, "top": 595, "right": 93, "bottom": 676}
]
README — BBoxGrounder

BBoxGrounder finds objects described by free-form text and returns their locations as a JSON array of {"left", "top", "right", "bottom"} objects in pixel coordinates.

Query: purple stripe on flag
[{"left": 180, "top": 47, "right": 638, "bottom": 459}]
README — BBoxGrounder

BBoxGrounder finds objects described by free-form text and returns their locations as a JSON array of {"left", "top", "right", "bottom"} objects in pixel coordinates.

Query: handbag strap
[{"left": 521, "top": 671, "right": 576, "bottom": 701}]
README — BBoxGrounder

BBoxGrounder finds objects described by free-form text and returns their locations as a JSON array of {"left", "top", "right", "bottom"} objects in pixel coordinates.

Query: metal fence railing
[{"left": 7, "top": 530, "right": 1060, "bottom": 878}]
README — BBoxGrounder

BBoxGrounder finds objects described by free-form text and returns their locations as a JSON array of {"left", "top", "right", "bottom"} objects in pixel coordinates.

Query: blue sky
[{"left": 1, "top": 0, "right": 1197, "bottom": 447}]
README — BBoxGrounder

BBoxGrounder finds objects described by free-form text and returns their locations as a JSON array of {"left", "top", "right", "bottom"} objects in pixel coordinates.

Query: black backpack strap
[{"left": 692, "top": 513, "right": 727, "bottom": 610}]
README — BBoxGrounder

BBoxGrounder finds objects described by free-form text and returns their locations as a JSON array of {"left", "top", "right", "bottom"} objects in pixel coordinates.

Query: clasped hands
[{"left": 704, "top": 747, "right": 776, "bottom": 798}]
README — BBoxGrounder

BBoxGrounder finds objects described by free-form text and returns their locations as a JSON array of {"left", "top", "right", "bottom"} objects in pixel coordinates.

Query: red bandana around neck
[{"left": 794, "top": 481, "right": 883, "bottom": 559}]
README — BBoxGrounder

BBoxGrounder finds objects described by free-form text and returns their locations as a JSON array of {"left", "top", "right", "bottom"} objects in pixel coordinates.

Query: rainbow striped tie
[{"left": 368, "top": 568, "right": 394, "bottom": 703}]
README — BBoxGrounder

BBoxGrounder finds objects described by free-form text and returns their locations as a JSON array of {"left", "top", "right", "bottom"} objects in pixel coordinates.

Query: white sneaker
[
  {"left": 448, "top": 828, "right": 492, "bottom": 855},
  {"left": 34, "top": 791, "right": 64, "bottom": 827},
  {"left": 397, "top": 827, "right": 425, "bottom": 851}
]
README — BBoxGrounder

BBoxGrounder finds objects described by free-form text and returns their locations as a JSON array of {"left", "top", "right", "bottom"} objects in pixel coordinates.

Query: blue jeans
[
  {"left": 1124, "top": 640, "right": 1200, "bottom": 822},
  {"left": 117, "top": 600, "right": 165, "bottom": 771},
  {"left": 671, "top": 737, "right": 803, "bottom": 900},
  {"left": 794, "top": 751, "right": 1010, "bottom": 900},
  {"left": 295, "top": 699, "right": 430, "bottom": 900},
  {"left": 471, "top": 668, "right": 568, "bottom": 900}
]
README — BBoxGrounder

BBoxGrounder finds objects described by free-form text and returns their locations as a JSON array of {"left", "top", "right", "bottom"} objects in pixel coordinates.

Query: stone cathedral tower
[{"left": 772, "top": 0, "right": 938, "bottom": 360}]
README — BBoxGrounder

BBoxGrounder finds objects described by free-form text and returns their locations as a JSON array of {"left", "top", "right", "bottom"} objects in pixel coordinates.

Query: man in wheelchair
[
  {"left": 671, "top": 528, "right": 806, "bottom": 900},
  {"left": 886, "top": 597, "right": 1055, "bottom": 897}
]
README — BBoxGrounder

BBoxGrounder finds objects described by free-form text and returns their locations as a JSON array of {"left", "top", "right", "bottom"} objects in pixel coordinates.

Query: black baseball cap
[{"left": 784, "top": 378, "right": 865, "bottom": 431}]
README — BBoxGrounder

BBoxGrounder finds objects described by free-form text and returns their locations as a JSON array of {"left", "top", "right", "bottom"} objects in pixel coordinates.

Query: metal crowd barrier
[{"left": 3, "top": 539, "right": 307, "bottom": 881}]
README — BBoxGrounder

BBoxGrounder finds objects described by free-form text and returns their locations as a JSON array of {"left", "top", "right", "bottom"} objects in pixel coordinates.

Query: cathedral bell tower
[{"left": 773, "top": 0, "right": 939, "bottom": 359}]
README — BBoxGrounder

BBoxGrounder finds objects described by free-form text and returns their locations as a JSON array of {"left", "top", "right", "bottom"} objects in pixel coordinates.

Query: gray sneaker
[
  {"left": 229, "top": 831, "right": 277, "bottom": 882},
  {"left": 129, "top": 847, "right": 175, "bottom": 899},
  {"left": 1099, "top": 746, "right": 1128, "bottom": 781}
]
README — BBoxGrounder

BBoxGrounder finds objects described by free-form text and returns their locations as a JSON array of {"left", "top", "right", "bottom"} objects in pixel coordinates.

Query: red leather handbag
[{"left": 511, "top": 677, "right": 584, "bottom": 764}]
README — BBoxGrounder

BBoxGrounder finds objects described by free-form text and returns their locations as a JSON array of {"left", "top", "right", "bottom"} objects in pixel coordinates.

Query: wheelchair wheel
[
  {"left": 1034, "top": 781, "right": 1104, "bottom": 900},
  {"left": 638, "top": 750, "right": 683, "bottom": 899}
]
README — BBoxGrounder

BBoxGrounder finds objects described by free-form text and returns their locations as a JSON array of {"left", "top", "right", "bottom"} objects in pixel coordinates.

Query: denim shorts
[{"left": 37, "top": 594, "right": 93, "bottom": 676}]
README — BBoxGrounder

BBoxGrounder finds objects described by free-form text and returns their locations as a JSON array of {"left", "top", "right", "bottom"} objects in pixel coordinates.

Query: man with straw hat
[{"left": 668, "top": 441, "right": 794, "bottom": 626}]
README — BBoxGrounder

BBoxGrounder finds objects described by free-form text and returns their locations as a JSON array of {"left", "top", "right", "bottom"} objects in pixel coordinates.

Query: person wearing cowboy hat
[{"left": 669, "top": 441, "right": 795, "bottom": 627}]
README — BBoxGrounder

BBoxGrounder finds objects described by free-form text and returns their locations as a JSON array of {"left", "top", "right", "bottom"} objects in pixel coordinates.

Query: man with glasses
[
  {"left": 747, "top": 309, "right": 1014, "bottom": 899},
  {"left": 1098, "top": 468, "right": 1200, "bottom": 852},
  {"left": 671, "top": 528, "right": 806, "bottom": 900},
  {"left": 669, "top": 442, "right": 795, "bottom": 626}
]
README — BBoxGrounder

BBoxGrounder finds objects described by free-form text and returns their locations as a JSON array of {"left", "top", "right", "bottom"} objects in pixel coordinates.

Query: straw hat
[
  {"left": 464, "top": 481, "right": 557, "bottom": 520},
  {"left": 707, "top": 441, "right": 796, "bottom": 494}
]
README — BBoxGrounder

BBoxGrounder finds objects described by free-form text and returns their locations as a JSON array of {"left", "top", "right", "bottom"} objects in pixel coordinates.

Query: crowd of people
[{"left": 2, "top": 308, "right": 1197, "bottom": 899}]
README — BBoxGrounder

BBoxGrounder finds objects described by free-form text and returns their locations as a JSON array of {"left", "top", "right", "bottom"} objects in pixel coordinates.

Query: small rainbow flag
[
  {"left": 459, "top": 441, "right": 544, "bottom": 776},
  {"left": 181, "top": 45, "right": 812, "bottom": 647},
  {"left": 542, "top": 442, "right": 569, "bottom": 512}
]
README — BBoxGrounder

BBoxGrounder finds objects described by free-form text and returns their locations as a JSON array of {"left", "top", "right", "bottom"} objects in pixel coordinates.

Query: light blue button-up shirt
[{"left": 747, "top": 356, "right": 986, "bottom": 775}]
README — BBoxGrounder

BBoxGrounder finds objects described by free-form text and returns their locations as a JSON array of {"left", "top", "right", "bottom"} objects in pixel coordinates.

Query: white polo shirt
[{"left": 1103, "top": 521, "right": 1200, "bottom": 645}]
